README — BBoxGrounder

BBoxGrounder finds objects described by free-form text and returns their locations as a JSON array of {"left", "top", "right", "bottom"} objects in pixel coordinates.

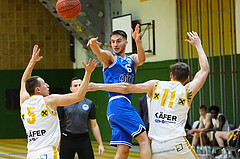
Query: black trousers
[{"left": 60, "top": 132, "right": 94, "bottom": 159}]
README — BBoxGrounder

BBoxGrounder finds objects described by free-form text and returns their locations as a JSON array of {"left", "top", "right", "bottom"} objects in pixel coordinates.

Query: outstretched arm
[
  {"left": 45, "top": 59, "right": 98, "bottom": 110},
  {"left": 185, "top": 31, "right": 209, "bottom": 104},
  {"left": 20, "top": 45, "right": 43, "bottom": 106},
  {"left": 131, "top": 24, "right": 146, "bottom": 69},
  {"left": 89, "top": 80, "right": 158, "bottom": 96},
  {"left": 87, "top": 37, "right": 114, "bottom": 67}
]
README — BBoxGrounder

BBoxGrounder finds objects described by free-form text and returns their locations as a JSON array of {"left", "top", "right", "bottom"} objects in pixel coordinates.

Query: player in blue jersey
[
  {"left": 89, "top": 31, "right": 209, "bottom": 159},
  {"left": 87, "top": 24, "right": 151, "bottom": 159}
]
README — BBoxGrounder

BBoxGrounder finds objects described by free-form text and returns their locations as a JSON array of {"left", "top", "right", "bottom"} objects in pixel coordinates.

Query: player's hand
[
  {"left": 131, "top": 24, "right": 142, "bottom": 43},
  {"left": 30, "top": 44, "right": 43, "bottom": 63},
  {"left": 87, "top": 82, "right": 97, "bottom": 92},
  {"left": 185, "top": 31, "right": 201, "bottom": 47},
  {"left": 187, "top": 129, "right": 195, "bottom": 134},
  {"left": 82, "top": 59, "right": 98, "bottom": 74},
  {"left": 98, "top": 144, "right": 104, "bottom": 157},
  {"left": 201, "top": 128, "right": 209, "bottom": 133},
  {"left": 87, "top": 37, "right": 102, "bottom": 46}
]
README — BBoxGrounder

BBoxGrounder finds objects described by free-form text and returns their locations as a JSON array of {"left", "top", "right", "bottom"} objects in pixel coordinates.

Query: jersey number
[
  {"left": 125, "top": 64, "right": 132, "bottom": 72},
  {"left": 27, "top": 107, "right": 36, "bottom": 124},
  {"left": 161, "top": 89, "right": 176, "bottom": 108}
]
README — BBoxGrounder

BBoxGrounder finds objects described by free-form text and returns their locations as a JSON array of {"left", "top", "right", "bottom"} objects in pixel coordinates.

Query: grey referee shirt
[{"left": 57, "top": 98, "right": 96, "bottom": 134}]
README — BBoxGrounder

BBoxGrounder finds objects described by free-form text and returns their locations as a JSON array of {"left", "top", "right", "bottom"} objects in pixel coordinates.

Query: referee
[{"left": 58, "top": 77, "right": 104, "bottom": 159}]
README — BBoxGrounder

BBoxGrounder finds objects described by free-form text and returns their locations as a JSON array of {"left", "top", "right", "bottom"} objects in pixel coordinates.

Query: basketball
[{"left": 56, "top": 0, "right": 81, "bottom": 19}]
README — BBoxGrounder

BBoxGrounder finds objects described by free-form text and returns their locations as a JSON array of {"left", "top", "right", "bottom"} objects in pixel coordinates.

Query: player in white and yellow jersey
[
  {"left": 89, "top": 31, "right": 209, "bottom": 159},
  {"left": 20, "top": 45, "right": 98, "bottom": 159},
  {"left": 21, "top": 95, "right": 60, "bottom": 158},
  {"left": 188, "top": 105, "right": 212, "bottom": 146},
  {"left": 200, "top": 105, "right": 230, "bottom": 146}
]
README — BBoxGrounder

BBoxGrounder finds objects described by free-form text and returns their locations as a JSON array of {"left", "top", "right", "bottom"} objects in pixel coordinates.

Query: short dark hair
[
  {"left": 199, "top": 105, "right": 207, "bottom": 110},
  {"left": 70, "top": 77, "right": 82, "bottom": 87},
  {"left": 25, "top": 76, "right": 41, "bottom": 96},
  {"left": 170, "top": 62, "right": 190, "bottom": 83},
  {"left": 110, "top": 30, "right": 127, "bottom": 40},
  {"left": 209, "top": 105, "right": 220, "bottom": 112}
]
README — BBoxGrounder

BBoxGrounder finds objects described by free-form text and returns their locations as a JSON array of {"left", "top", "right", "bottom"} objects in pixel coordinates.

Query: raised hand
[
  {"left": 31, "top": 44, "right": 43, "bottom": 63},
  {"left": 185, "top": 31, "right": 201, "bottom": 47},
  {"left": 87, "top": 37, "right": 102, "bottom": 46},
  {"left": 82, "top": 59, "right": 98, "bottom": 74},
  {"left": 131, "top": 24, "right": 142, "bottom": 43}
]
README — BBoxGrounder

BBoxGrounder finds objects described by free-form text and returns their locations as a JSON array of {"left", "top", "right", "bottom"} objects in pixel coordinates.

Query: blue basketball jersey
[{"left": 103, "top": 53, "right": 136, "bottom": 101}]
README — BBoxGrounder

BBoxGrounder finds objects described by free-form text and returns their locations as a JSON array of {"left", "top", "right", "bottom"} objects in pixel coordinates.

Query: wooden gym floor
[{"left": 0, "top": 139, "right": 140, "bottom": 159}]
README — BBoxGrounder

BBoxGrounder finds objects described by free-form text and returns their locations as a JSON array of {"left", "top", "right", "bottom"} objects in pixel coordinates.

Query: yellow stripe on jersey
[
  {"left": 21, "top": 114, "right": 25, "bottom": 120},
  {"left": 183, "top": 136, "right": 198, "bottom": 159},
  {"left": 46, "top": 103, "right": 57, "bottom": 116},
  {"left": 30, "top": 95, "right": 41, "bottom": 100},
  {"left": 171, "top": 80, "right": 181, "bottom": 82},
  {"left": 53, "top": 146, "right": 57, "bottom": 159},
  {"left": 31, "top": 95, "right": 41, "bottom": 97},
  {"left": 151, "top": 81, "right": 160, "bottom": 102},
  {"left": 20, "top": 106, "right": 24, "bottom": 121}
]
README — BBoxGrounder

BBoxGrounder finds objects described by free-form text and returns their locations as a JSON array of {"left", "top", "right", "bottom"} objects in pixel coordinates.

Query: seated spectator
[
  {"left": 201, "top": 105, "right": 230, "bottom": 146},
  {"left": 188, "top": 105, "right": 211, "bottom": 147},
  {"left": 215, "top": 125, "right": 240, "bottom": 158}
]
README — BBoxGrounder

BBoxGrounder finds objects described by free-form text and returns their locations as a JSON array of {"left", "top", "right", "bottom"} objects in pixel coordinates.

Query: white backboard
[{"left": 112, "top": 14, "right": 132, "bottom": 53}]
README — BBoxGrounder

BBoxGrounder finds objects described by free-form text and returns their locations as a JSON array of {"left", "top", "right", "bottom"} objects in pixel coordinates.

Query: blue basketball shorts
[{"left": 107, "top": 96, "right": 145, "bottom": 147}]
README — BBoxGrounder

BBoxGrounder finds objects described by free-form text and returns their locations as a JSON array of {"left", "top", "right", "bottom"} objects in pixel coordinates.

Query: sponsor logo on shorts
[
  {"left": 155, "top": 148, "right": 175, "bottom": 154},
  {"left": 40, "top": 154, "right": 47, "bottom": 159},
  {"left": 176, "top": 143, "right": 183, "bottom": 152}
]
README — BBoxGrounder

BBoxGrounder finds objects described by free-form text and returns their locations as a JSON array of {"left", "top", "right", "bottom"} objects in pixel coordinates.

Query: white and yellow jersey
[
  {"left": 212, "top": 113, "right": 230, "bottom": 131},
  {"left": 21, "top": 95, "right": 60, "bottom": 153},
  {"left": 203, "top": 113, "right": 211, "bottom": 127},
  {"left": 148, "top": 81, "right": 190, "bottom": 142}
]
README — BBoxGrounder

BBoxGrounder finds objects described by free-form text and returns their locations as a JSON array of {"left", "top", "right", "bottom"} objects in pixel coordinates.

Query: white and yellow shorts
[
  {"left": 152, "top": 136, "right": 198, "bottom": 159},
  {"left": 207, "top": 131, "right": 219, "bottom": 142},
  {"left": 27, "top": 146, "right": 59, "bottom": 159}
]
